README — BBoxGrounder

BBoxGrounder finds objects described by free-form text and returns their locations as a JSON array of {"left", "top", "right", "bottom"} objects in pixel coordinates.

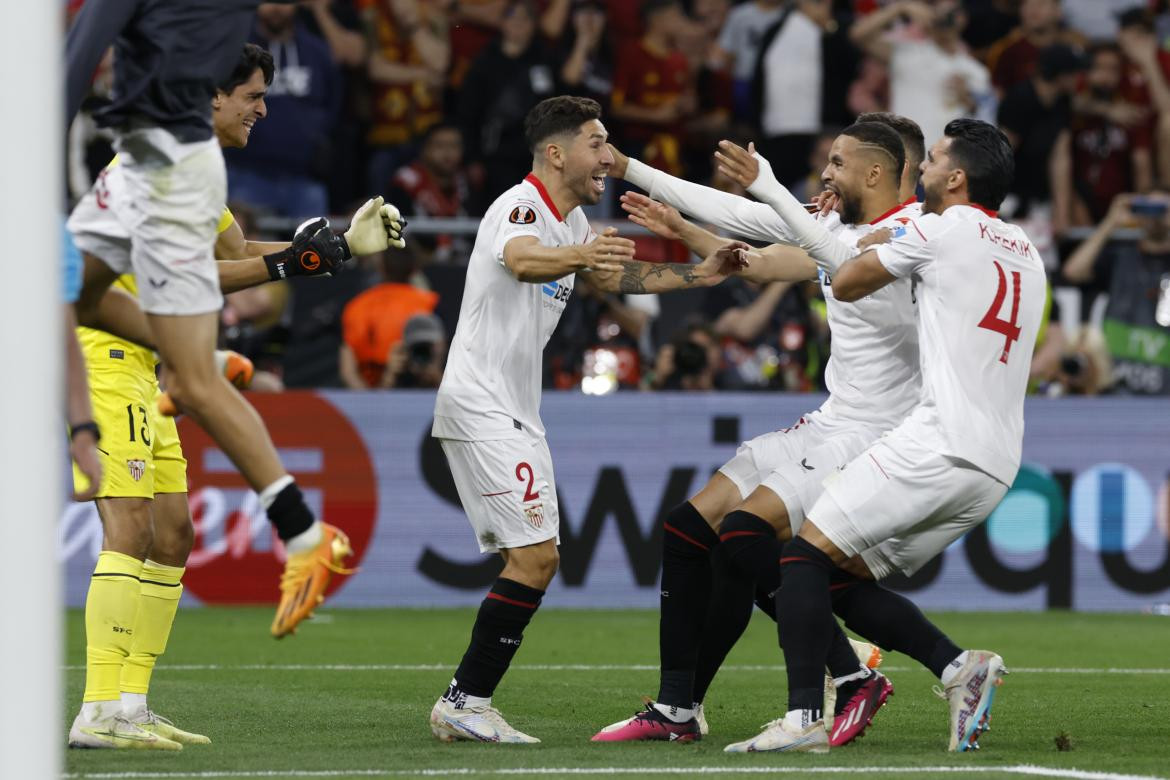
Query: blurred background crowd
[{"left": 67, "top": 0, "right": 1170, "bottom": 397}]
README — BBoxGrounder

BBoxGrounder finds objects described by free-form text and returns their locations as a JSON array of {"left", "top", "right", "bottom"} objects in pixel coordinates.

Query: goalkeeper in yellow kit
[{"left": 66, "top": 44, "right": 405, "bottom": 750}]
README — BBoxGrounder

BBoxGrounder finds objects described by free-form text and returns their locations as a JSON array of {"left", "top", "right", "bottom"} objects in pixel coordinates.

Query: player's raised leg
[
  {"left": 832, "top": 514, "right": 1009, "bottom": 751},
  {"left": 146, "top": 310, "right": 352, "bottom": 637}
]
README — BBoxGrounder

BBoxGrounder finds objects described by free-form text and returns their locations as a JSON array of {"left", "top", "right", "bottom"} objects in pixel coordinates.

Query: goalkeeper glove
[
  {"left": 263, "top": 218, "right": 349, "bottom": 281},
  {"left": 339, "top": 196, "right": 407, "bottom": 258}
]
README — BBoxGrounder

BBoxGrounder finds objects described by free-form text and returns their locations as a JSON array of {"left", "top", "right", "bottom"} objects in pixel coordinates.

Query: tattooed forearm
[{"left": 615, "top": 260, "right": 700, "bottom": 294}]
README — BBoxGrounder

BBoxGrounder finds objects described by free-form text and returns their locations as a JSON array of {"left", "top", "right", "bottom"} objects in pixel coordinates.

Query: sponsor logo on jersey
[
  {"left": 126, "top": 459, "right": 146, "bottom": 481},
  {"left": 542, "top": 281, "right": 572, "bottom": 310},
  {"left": 509, "top": 205, "right": 537, "bottom": 224},
  {"left": 890, "top": 226, "right": 907, "bottom": 239}
]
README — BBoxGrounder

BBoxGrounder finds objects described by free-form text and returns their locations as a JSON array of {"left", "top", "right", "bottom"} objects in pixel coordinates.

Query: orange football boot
[{"left": 270, "top": 524, "right": 357, "bottom": 638}]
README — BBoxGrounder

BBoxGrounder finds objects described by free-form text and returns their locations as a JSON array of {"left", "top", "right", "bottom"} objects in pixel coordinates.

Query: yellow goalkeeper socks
[
  {"left": 83, "top": 551, "right": 144, "bottom": 706},
  {"left": 121, "top": 560, "right": 185, "bottom": 703}
]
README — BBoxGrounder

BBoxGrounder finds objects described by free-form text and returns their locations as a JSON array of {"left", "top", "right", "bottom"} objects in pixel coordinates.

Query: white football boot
[
  {"left": 429, "top": 697, "right": 540, "bottom": 743},
  {"left": 68, "top": 703, "right": 182, "bottom": 751},
  {"left": 935, "top": 650, "right": 1007, "bottom": 752},
  {"left": 724, "top": 715, "right": 830, "bottom": 753},
  {"left": 126, "top": 708, "right": 211, "bottom": 745}
]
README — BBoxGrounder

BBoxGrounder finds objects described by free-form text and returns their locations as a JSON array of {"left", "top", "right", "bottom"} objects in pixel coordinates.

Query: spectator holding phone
[{"left": 1063, "top": 190, "right": 1170, "bottom": 395}]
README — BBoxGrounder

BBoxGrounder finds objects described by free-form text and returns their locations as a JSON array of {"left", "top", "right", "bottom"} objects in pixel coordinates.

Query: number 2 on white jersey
[{"left": 977, "top": 260, "right": 1022, "bottom": 364}]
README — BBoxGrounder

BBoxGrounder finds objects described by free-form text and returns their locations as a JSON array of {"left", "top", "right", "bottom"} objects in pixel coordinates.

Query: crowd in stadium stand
[{"left": 67, "top": 0, "right": 1170, "bottom": 396}]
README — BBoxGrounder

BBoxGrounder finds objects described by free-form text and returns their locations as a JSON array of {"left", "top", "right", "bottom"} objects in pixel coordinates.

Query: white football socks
[
  {"left": 81, "top": 699, "right": 121, "bottom": 723},
  {"left": 941, "top": 650, "right": 970, "bottom": 686},
  {"left": 120, "top": 692, "right": 147, "bottom": 717},
  {"left": 284, "top": 522, "right": 323, "bottom": 554},
  {"left": 653, "top": 702, "right": 695, "bottom": 723},
  {"left": 258, "top": 475, "right": 295, "bottom": 509},
  {"left": 783, "top": 708, "right": 821, "bottom": 730}
]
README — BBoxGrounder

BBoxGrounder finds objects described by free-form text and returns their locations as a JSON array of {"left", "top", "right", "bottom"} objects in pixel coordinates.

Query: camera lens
[
  {"left": 1060, "top": 354, "right": 1086, "bottom": 376},
  {"left": 410, "top": 342, "right": 434, "bottom": 364}
]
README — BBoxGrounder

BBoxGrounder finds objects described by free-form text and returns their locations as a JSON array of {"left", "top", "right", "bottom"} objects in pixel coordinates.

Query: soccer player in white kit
[
  {"left": 65, "top": 0, "right": 405, "bottom": 639},
  {"left": 593, "top": 119, "right": 924, "bottom": 745},
  {"left": 428, "top": 96, "right": 749, "bottom": 744},
  {"left": 722, "top": 119, "right": 1045, "bottom": 754}
]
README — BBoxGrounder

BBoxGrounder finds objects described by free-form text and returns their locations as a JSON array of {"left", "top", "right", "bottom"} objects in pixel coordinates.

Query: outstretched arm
[
  {"left": 609, "top": 144, "right": 798, "bottom": 244},
  {"left": 589, "top": 243, "right": 750, "bottom": 294},
  {"left": 619, "top": 191, "right": 726, "bottom": 258},
  {"left": 214, "top": 198, "right": 407, "bottom": 293},
  {"left": 621, "top": 191, "right": 817, "bottom": 284},
  {"left": 715, "top": 140, "right": 854, "bottom": 274},
  {"left": 503, "top": 232, "right": 629, "bottom": 283}
]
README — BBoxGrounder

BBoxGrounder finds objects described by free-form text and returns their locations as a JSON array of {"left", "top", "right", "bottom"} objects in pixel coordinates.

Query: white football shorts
[
  {"left": 68, "top": 127, "right": 224, "bottom": 316},
  {"left": 440, "top": 434, "right": 561, "bottom": 554},
  {"left": 809, "top": 425, "right": 1009, "bottom": 580},
  {"left": 718, "top": 410, "right": 883, "bottom": 534}
]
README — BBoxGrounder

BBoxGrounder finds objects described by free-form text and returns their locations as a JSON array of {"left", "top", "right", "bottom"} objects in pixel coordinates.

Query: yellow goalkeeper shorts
[{"left": 72, "top": 369, "right": 188, "bottom": 499}]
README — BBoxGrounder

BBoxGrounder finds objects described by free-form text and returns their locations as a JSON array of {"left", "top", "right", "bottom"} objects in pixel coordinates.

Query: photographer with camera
[
  {"left": 340, "top": 251, "right": 439, "bottom": 389},
  {"left": 384, "top": 313, "right": 448, "bottom": 389},
  {"left": 1063, "top": 190, "right": 1170, "bottom": 395}
]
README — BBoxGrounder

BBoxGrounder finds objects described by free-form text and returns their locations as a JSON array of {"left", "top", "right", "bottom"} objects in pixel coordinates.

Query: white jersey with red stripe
[
  {"left": 633, "top": 161, "right": 923, "bottom": 433},
  {"left": 874, "top": 204, "right": 1045, "bottom": 485},
  {"left": 433, "top": 174, "right": 592, "bottom": 441},
  {"left": 815, "top": 199, "right": 923, "bottom": 431}
]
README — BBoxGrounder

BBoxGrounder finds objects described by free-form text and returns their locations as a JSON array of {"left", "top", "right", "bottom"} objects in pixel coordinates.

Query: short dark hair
[
  {"left": 421, "top": 121, "right": 461, "bottom": 145},
  {"left": 1117, "top": 6, "right": 1154, "bottom": 33},
  {"left": 218, "top": 43, "right": 274, "bottom": 94},
  {"left": 1037, "top": 44, "right": 1085, "bottom": 80},
  {"left": 856, "top": 112, "right": 925, "bottom": 172},
  {"left": 943, "top": 118, "right": 1015, "bottom": 211},
  {"left": 1087, "top": 40, "right": 1123, "bottom": 65},
  {"left": 839, "top": 121, "right": 905, "bottom": 185},
  {"left": 524, "top": 96, "right": 603, "bottom": 154}
]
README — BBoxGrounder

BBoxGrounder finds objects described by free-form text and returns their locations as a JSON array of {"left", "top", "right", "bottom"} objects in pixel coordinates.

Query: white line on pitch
[
  {"left": 58, "top": 764, "right": 1169, "bottom": 780},
  {"left": 59, "top": 664, "right": 1170, "bottom": 674}
]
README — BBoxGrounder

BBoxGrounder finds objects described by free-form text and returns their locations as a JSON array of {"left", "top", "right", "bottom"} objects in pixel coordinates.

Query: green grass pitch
[{"left": 63, "top": 608, "right": 1169, "bottom": 780}]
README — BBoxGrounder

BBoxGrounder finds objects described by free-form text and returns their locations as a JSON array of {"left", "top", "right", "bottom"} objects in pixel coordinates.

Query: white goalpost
[{"left": 1, "top": 1, "right": 61, "bottom": 778}]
